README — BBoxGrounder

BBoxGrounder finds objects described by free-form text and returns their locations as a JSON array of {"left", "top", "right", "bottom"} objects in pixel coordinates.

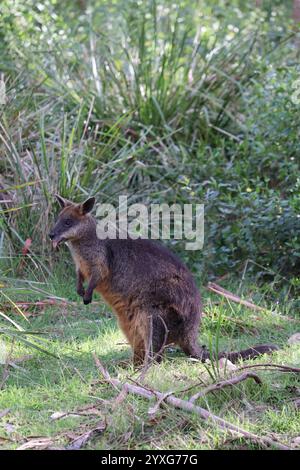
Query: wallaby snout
[
  {"left": 48, "top": 231, "right": 62, "bottom": 249},
  {"left": 48, "top": 220, "right": 69, "bottom": 249},
  {"left": 49, "top": 231, "right": 66, "bottom": 249}
]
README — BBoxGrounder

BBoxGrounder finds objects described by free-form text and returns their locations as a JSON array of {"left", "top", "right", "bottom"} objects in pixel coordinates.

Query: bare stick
[
  {"left": 206, "top": 283, "right": 299, "bottom": 323},
  {"left": 189, "top": 372, "right": 262, "bottom": 404},
  {"left": 177, "top": 362, "right": 300, "bottom": 398},
  {"left": 206, "top": 283, "right": 266, "bottom": 311},
  {"left": 93, "top": 354, "right": 291, "bottom": 450},
  {"left": 235, "top": 363, "right": 300, "bottom": 374}
]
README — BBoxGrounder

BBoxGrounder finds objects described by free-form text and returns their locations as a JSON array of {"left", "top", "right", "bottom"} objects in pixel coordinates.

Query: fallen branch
[
  {"left": 93, "top": 354, "right": 290, "bottom": 450},
  {"left": 206, "top": 283, "right": 267, "bottom": 312},
  {"left": 235, "top": 363, "right": 300, "bottom": 374},
  {"left": 66, "top": 421, "right": 106, "bottom": 450},
  {"left": 189, "top": 372, "right": 262, "bottom": 404},
  {"left": 206, "top": 283, "right": 299, "bottom": 322},
  {"left": 17, "top": 437, "right": 58, "bottom": 451},
  {"left": 177, "top": 361, "right": 300, "bottom": 400}
]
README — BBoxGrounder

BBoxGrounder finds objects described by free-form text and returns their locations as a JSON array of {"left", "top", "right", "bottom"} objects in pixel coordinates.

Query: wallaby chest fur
[{"left": 50, "top": 196, "right": 278, "bottom": 365}]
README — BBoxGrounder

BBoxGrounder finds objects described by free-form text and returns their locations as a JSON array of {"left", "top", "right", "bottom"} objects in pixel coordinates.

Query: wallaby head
[{"left": 49, "top": 195, "right": 96, "bottom": 248}]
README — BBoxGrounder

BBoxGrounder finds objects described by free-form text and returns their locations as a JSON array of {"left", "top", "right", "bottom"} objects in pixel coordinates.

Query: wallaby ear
[
  {"left": 54, "top": 194, "right": 72, "bottom": 209},
  {"left": 80, "top": 197, "right": 95, "bottom": 215}
]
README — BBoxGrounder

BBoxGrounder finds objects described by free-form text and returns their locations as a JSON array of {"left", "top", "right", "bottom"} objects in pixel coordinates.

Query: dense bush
[{"left": 0, "top": 0, "right": 299, "bottom": 284}]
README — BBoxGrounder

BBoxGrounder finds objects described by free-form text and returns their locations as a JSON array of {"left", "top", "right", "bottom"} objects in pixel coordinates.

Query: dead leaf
[
  {"left": 22, "top": 238, "right": 32, "bottom": 255},
  {"left": 4, "top": 423, "right": 15, "bottom": 434},
  {"left": 17, "top": 437, "right": 55, "bottom": 450},
  {"left": 291, "top": 398, "right": 300, "bottom": 409},
  {"left": 64, "top": 431, "right": 78, "bottom": 441},
  {"left": 291, "top": 436, "right": 300, "bottom": 448},
  {"left": 0, "top": 409, "right": 10, "bottom": 419},
  {"left": 218, "top": 358, "right": 237, "bottom": 377},
  {"left": 50, "top": 408, "right": 102, "bottom": 421},
  {"left": 66, "top": 422, "right": 106, "bottom": 450},
  {"left": 286, "top": 385, "right": 300, "bottom": 395},
  {"left": 288, "top": 333, "right": 300, "bottom": 345},
  {"left": 218, "top": 358, "right": 236, "bottom": 370},
  {"left": 50, "top": 411, "right": 81, "bottom": 421}
]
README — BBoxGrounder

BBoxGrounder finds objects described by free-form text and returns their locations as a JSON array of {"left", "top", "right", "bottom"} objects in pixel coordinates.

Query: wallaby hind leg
[
  {"left": 130, "top": 313, "right": 166, "bottom": 366},
  {"left": 135, "top": 311, "right": 170, "bottom": 365},
  {"left": 132, "top": 330, "right": 166, "bottom": 366}
]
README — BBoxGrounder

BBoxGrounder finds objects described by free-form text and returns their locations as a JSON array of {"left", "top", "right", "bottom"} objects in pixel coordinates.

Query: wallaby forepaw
[
  {"left": 83, "top": 297, "right": 92, "bottom": 305},
  {"left": 77, "top": 288, "right": 85, "bottom": 297}
]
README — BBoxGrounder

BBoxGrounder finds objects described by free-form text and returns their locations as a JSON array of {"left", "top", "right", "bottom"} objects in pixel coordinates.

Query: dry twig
[
  {"left": 189, "top": 372, "right": 262, "bottom": 403},
  {"left": 206, "top": 283, "right": 299, "bottom": 323},
  {"left": 93, "top": 354, "right": 291, "bottom": 450},
  {"left": 206, "top": 282, "right": 266, "bottom": 311},
  {"left": 235, "top": 363, "right": 300, "bottom": 374}
]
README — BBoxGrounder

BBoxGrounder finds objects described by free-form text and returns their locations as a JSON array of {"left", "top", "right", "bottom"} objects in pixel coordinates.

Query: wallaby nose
[{"left": 49, "top": 232, "right": 55, "bottom": 240}]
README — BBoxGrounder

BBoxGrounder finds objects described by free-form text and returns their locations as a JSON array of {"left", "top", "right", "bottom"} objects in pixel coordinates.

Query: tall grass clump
[{"left": 0, "top": 0, "right": 299, "bottom": 285}]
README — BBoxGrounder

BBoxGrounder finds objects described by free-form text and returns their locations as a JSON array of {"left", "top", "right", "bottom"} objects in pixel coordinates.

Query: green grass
[
  {"left": 1, "top": 0, "right": 299, "bottom": 280},
  {"left": 0, "top": 274, "right": 299, "bottom": 450},
  {"left": 0, "top": 0, "right": 300, "bottom": 451}
]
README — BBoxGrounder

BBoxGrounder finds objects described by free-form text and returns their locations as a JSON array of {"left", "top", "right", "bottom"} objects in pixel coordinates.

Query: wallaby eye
[{"left": 64, "top": 219, "right": 72, "bottom": 227}]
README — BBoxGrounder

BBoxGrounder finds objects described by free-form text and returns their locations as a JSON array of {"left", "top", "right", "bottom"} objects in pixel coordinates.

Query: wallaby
[{"left": 49, "top": 195, "right": 278, "bottom": 365}]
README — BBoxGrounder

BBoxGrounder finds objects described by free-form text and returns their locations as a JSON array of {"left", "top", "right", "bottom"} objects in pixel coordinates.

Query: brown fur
[{"left": 49, "top": 196, "right": 279, "bottom": 365}]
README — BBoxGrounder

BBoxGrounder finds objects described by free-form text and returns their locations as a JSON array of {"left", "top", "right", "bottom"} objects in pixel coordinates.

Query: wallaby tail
[{"left": 200, "top": 343, "right": 279, "bottom": 363}]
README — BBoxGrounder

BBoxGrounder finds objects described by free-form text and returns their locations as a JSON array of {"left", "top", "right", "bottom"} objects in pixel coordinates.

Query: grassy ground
[
  {"left": 0, "top": 0, "right": 300, "bottom": 451},
  {"left": 0, "top": 266, "right": 300, "bottom": 450}
]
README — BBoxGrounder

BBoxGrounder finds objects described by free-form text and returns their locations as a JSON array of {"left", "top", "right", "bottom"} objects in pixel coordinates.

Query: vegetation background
[{"left": 0, "top": 0, "right": 299, "bottom": 450}]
